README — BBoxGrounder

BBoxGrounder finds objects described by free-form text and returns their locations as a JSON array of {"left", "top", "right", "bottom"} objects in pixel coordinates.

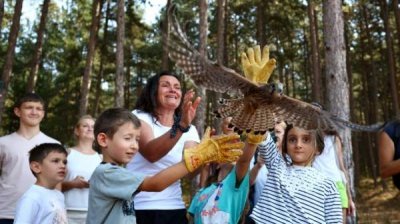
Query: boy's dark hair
[
  {"left": 281, "top": 124, "right": 325, "bottom": 164},
  {"left": 29, "top": 143, "right": 68, "bottom": 176},
  {"left": 94, "top": 108, "right": 141, "bottom": 152},
  {"left": 134, "top": 71, "right": 183, "bottom": 121},
  {"left": 14, "top": 92, "right": 46, "bottom": 109}
]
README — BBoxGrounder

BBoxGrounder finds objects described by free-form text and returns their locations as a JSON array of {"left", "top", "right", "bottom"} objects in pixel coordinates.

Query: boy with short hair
[
  {"left": 86, "top": 108, "right": 244, "bottom": 224},
  {"left": 14, "top": 143, "right": 68, "bottom": 224},
  {"left": 0, "top": 93, "right": 59, "bottom": 224}
]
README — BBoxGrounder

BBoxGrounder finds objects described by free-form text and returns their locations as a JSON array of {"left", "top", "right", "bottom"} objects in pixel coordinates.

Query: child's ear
[
  {"left": 30, "top": 161, "right": 41, "bottom": 175},
  {"left": 97, "top": 133, "right": 108, "bottom": 147}
]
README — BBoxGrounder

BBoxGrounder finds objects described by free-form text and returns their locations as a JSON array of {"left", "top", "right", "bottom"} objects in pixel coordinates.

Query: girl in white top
[
  {"left": 62, "top": 115, "right": 101, "bottom": 224},
  {"left": 313, "top": 131, "right": 355, "bottom": 222},
  {"left": 251, "top": 125, "right": 342, "bottom": 224}
]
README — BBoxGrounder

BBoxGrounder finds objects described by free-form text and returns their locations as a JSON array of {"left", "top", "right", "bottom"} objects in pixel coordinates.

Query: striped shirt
[{"left": 250, "top": 135, "right": 343, "bottom": 224}]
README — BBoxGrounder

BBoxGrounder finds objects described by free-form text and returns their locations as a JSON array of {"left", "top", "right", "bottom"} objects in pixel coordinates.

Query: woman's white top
[
  {"left": 127, "top": 110, "right": 200, "bottom": 210},
  {"left": 313, "top": 135, "right": 343, "bottom": 182},
  {"left": 64, "top": 149, "right": 102, "bottom": 211}
]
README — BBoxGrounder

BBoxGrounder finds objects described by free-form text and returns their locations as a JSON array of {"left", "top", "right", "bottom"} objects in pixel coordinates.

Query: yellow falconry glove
[
  {"left": 241, "top": 45, "right": 276, "bottom": 84},
  {"left": 183, "top": 127, "right": 244, "bottom": 172},
  {"left": 246, "top": 131, "right": 267, "bottom": 145}
]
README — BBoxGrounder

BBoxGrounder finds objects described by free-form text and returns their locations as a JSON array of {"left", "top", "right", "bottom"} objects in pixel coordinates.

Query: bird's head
[{"left": 265, "top": 82, "right": 283, "bottom": 96}]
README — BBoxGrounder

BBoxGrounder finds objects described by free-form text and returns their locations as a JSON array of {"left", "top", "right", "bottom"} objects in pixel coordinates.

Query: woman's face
[
  {"left": 285, "top": 127, "right": 319, "bottom": 166},
  {"left": 75, "top": 118, "right": 95, "bottom": 141},
  {"left": 157, "top": 75, "right": 182, "bottom": 110}
]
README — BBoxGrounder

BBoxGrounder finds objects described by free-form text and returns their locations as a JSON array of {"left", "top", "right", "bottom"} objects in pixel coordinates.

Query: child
[
  {"left": 86, "top": 108, "right": 243, "bottom": 224},
  {"left": 14, "top": 143, "right": 68, "bottom": 224},
  {"left": 250, "top": 125, "right": 343, "bottom": 224},
  {"left": 313, "top": 130, "right": 355, "bottom": 223},
  {"left": 0, "top": 93, "right": 59, "bottom": 224},
  {"left": 188, "top": 117, "right": 265, "bottom": 224}
]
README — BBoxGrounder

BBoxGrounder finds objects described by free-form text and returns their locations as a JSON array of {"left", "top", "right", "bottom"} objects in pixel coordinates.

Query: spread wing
[
  {"left": 216, "top": 90, "right": 383, "bottom": 133},
  {"left": 272, "top": 94, "right": 383, "bottom": 132},
  {"left": 167, "top": 6, "right": 258, "bottom": 95}
]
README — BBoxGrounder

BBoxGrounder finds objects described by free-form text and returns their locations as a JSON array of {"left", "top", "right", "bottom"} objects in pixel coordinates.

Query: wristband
[{"left": 170, "top": 115, "right": 190, "bottom": 138}]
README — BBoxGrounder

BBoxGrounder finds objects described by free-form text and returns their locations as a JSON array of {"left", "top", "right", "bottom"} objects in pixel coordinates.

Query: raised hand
[
  {"left": 241, "top": 45, "right": 276, "bottom": 84},
  {"left": 180, "top": 89, "right": 201, "bottom": 127}
]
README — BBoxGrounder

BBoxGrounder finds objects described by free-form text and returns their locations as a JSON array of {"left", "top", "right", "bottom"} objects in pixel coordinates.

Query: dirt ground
[{"left": 356, "top": 178, "right": 400, "bottom": 223}]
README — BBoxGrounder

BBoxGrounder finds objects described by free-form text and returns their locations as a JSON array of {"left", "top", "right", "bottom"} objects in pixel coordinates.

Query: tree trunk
[
  {"left": 115, "top": 0, "right": 125, "bottom": 107},
  {"left": 193, "top": 0, "right": 208, "bottom": 138},
  {"left": 26, "top": 0, "right": 50, "bottom": 93},
  {"left": 256, "top": 0, "right": 266, "bottom": 46},
  {"left": 0, "top": 0, "right": 23, "bottom": 124},
  {"left": 322, "top": 1, "right": 355, "bottom": 222},
  {"left": 93, "top": 0, "right": 110, "bottom": 116},
  {"left": 380, "top": 0, "right": 400, "bottom": 116},
  {"left": 161, "top": 0, "right": 171, "bottom": 71},
  {"left": 78, "top": 0, "right": 101, "bottom": 116},
  {"left": 307, "top": 0, "right": 322, "bottom": 103},
  {"left": 213, "top": 0, "right": 226, "bottom": 133},
  {"left": 393, "top": 0, "right": 400, "bottom": 59},
  {"left": 124, "top": 0, "right": 135, "bottom": 109},
  {"left": 0, "top": 0, "right": 4, "bottom": 33}
]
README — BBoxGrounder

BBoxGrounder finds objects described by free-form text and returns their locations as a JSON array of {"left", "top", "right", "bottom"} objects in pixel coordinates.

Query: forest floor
[{"left": 356, "top": 177, "right": 400, "bottom": 223}]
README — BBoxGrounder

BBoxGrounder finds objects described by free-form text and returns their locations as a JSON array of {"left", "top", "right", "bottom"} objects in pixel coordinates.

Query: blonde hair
[{"left": 74, "top": 115, "right": 95, "bottom": 138}]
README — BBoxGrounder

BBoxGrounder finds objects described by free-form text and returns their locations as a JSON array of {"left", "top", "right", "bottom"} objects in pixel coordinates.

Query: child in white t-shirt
[{"left": 14, "top": 143, "right": 69, "bottom": 224}]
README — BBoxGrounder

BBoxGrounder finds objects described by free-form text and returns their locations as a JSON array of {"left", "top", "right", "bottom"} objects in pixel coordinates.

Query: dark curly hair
[{"left": 134, "top": 71, "right": 183, "bottom": 123}]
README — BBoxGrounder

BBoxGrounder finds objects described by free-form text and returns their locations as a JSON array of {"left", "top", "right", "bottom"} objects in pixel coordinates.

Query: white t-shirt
[
  {"left": 14, "top": 184, "right": 67, "bottom": 224},
  {"left": 0, "top": 132, "right": 59, "bottom": 219},
  {"left": 249, "top": 156, "right": 268, "bottom": 205},
  {"left": 127, "top": 110, "right": 200, "bottom": 210},
  {"left": 313, "top": 135, "right": 343, "bottom": 182},
  {"left": 64, "top": 149, "right": 102, "bottom": 211}
]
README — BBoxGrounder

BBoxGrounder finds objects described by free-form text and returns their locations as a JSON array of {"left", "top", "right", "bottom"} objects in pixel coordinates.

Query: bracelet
[{"left": 170, "top": 115, "right": 191, "bottom": 138}]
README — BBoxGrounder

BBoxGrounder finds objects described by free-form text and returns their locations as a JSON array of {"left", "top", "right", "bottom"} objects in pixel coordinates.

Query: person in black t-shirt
[{"left": 378, "top": 121, "right": 400, "bottom": 190}]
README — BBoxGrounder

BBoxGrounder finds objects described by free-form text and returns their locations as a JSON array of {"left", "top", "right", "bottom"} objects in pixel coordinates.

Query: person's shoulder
[
  {"left": 38, "top": 132, "right": 60, "bottom": 144},
  {"left": 311, "top": 168, "right": 338, "bottom": 188},
  {"left": 132, "top": 110, "right": 154, "bottom": 124},
  {"left": 0, "top": 132, "right": 17, "bottom": 141},
  {"left": 0, "top": 133, "right": 19, "bottom": 148},
  {"left": 20, "top": 185, "right": 45, "bottom": 200}
]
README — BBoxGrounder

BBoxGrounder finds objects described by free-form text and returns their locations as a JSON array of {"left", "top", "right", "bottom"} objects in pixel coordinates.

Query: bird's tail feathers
[{"left": 331, "top": 116, "right": 384, "bottom": 132}]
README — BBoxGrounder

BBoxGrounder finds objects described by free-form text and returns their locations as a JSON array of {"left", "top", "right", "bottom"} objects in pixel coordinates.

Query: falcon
[{"left": 166, "top": 7, "right": 382, "bottom": 133}]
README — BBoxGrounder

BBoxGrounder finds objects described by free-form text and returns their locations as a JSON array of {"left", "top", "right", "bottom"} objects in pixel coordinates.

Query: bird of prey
[{"left": 166, "top": 7, "right": 382, "bottom": 133}]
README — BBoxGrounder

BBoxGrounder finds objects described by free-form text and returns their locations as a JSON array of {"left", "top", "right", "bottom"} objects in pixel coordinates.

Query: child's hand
[
  {"left": 73, "top": 176, "right": 89, "bottom": 188},
  {"left": 246, "top": 131, "right": 267, "bottom": 145},
  {"left": 183, "top": 127, "right": 244, "bottom": 172},
  {"left": 346, "top": 200, "right": 356, "bottom": 216},
  {"left": 256, "top": 156, "right": 265, "bottom": 166}
]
